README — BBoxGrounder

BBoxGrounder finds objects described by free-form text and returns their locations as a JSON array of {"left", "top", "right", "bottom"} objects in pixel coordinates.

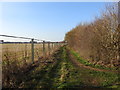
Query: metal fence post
[{"left": 31, "top": 38, "right": 34, "bottom": 64}]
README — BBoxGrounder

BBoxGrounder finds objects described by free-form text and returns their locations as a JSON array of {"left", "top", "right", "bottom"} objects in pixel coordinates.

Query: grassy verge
[
  {"left": 51, "top": 47, "right": 120, "bottom": 88},
  {"left": 19, "top": 46, "right": 120, "bottom": 89},
  {"left": 69, "top": 47, "right": 117, "bottom": 71},
  {"left": 51, "top": 46, "right": 85, "bottom": 88}
]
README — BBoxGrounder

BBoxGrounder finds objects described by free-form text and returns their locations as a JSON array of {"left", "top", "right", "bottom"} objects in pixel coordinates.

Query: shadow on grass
[
  {"left": 21, "top": 48, "right": 63, "bottom": 88},
  {"left": 20, "top": 46, "right": 119, "bottom": 89}
]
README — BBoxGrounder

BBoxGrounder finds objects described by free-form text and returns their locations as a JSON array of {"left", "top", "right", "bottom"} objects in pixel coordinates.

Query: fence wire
[{"left": 0, "top": 34, "right": 66, "bottom": 65}]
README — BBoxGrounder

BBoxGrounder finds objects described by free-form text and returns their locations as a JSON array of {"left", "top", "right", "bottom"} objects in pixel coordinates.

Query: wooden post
[
  {"left": 56, "top": 42, "right": 58, "bottom": 49},
  {"left": 48, "top": 42, "right": 50, "bottom": 56},
  {"left": 58, "top": 42, "right": 60, "bottom": 47},
  {"left": 57, "top": 42, "right": 58, "bottom": 48},
  {"left": 0, "top": 42, "right": 2, "bottom": 89},
  {"left": 49, "top": 42, "right": 51, "bottom": 55},
  {"left": 52, "top": 42, "right": 54, "bottom": 52},
  {"left": 24, "top": 44, "right": 27, "bottom": 64},
  {"left": 117, "top": 1, "right": 120, "bottom": 81},
  {"left": 54, "top": 42, "right": 56, "bottom": 49},
  {"left": 43, "top": 41, "right": 46, "bottom": 58},
  {"left": 60, "top": 43, "right": 61, "bottom": 47},
  {"left": 31, "top": 39, "right": 34, "bottom": 64}
]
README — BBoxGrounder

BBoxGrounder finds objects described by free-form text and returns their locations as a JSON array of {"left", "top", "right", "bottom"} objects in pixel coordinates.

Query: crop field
[
  {"left": 2, "top": 43, "right": 56, "bottom": 64},
  {"left": 1, "top": 43, "right": 56, "bottom": 57}
]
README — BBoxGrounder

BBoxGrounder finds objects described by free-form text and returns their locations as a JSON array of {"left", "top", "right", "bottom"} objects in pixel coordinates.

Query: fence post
[
  {"left": 55, "top": 42, "right": 57, "bottom": 48},
  {"left": 58, "top": 42, "right": 60, "bottom": 48},
  {"left": 31, "top": 38, "right": 34, "bottom": 64},
  {"left": 43, "top": 41, "right": 46, "bottom": 58},
  {"left": 57, "top": 42, "right": 58, "bottom": 48},
  {"left": 55, "top": 42, "right": 56, "bottom": 49},
  {"left": 24, "top": 44, "right": 27, "bottom": 64},
  {"left": 52, "top": 42, "right": 54, "bottom": 52},
  {"left": 59, "top": 42, "right": 61, "bottom": 47},
  {"left": 48, "top": 42, "right": 50, "bottom": 56}
]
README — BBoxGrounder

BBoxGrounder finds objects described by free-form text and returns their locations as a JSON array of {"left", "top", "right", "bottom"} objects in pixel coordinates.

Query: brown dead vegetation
[{"left": 65, "top": 4, "right": 120, "bottom": 69}]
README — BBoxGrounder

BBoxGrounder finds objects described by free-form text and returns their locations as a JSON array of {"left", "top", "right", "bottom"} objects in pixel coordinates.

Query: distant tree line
[{"left": 65, "top": 4, "right": 120, "bottom": 68}]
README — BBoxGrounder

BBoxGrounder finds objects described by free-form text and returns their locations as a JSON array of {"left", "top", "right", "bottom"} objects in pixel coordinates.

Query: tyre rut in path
[
  {"left": 20, "top": 48, "right": 64, "bottom": 88},
  {"left": 20, "top": 47, "right": 119, "bottom": 88},
  {"left": 66, "top": 49, "right": 118, "bottom": 73}
]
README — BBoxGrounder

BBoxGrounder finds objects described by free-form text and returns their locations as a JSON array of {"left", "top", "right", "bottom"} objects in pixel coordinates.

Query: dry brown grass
[{"left": 1, "top": 43, "right": 59, "bottom": 88}]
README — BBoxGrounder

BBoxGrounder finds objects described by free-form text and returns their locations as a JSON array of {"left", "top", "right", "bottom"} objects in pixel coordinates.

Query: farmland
[
  {"left": 1, "top": 42, "right": 61, "bottom": 88},
  {"left": 1, "top": 2, "right": 120, "bottom": 89},
  {"left": 2, "top": 43, "right": 55, "bottom": 64}
]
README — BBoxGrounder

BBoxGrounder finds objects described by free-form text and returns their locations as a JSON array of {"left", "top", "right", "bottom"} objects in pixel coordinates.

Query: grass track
[{"left": 20, "top": 46, "right": 120, "bottom": 89}]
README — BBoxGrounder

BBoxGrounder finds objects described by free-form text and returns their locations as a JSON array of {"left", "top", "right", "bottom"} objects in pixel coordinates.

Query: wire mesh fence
[
  {"left": 0, "top": 35, "right": 66, "bottom": 65},
  {"left": 2, "top": 42, "right": 61, "bottom": 65},
  {"left": 0, "top": 34, "right": 67, "bottom": 88}
]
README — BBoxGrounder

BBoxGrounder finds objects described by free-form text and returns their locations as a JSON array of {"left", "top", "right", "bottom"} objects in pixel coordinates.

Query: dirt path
[{"left": 67, "top": 49, "right": 118, "bottom": 73}]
